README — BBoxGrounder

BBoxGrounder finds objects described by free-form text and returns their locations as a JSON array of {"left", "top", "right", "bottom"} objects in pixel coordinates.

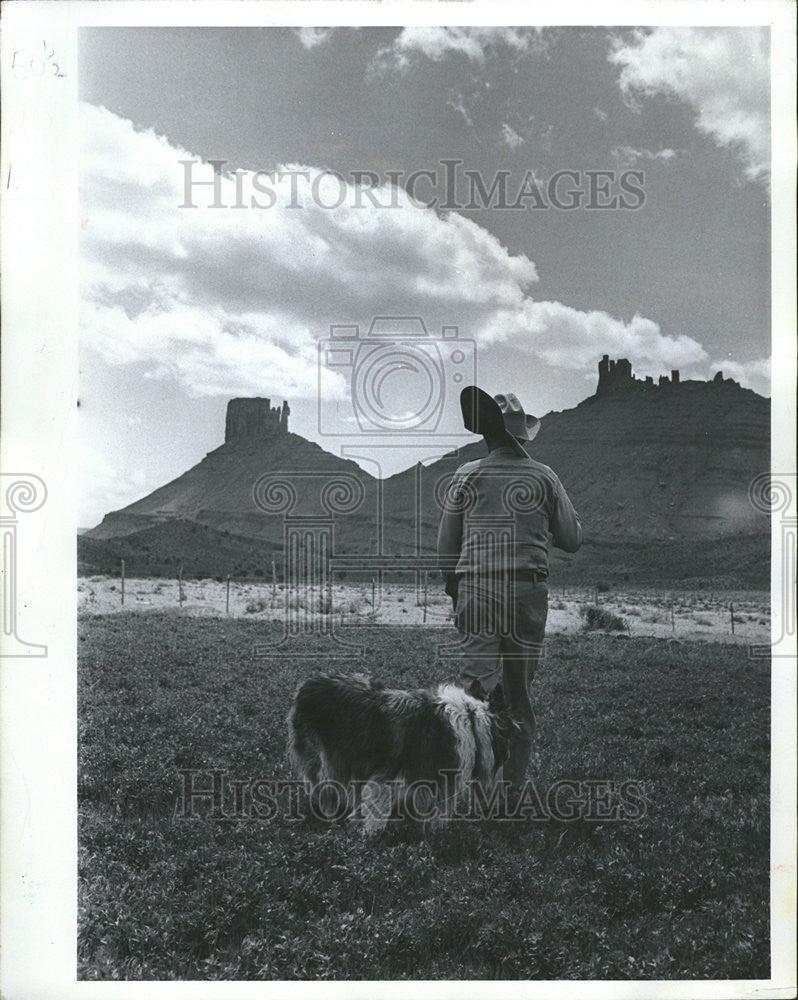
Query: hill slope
[{"left": 85, "top": 432, "right": 379, "bottom": 543}]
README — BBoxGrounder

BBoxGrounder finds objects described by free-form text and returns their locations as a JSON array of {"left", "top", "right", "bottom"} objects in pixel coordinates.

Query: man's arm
[
  {"left": 550, "top": 474, "right": 582, "bottom": 552},
  {"left": 437, "top": 474, "right": 464, "bottom": 604}
]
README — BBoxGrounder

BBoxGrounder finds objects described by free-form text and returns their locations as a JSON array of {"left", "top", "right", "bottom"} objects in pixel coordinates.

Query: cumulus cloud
[
  {"left": 81, "top": 104, "right": 542, "bottom": 399},
  {"left": 609, "top": 27, "right": 769, "bottom": 184},
  {"left": 372, "top": 26, "right": 544, "bottom": 73},
  {"left": 480, "top": 300, "right": 710, "bottom": 376},
  {"left": 81, "top": 103, "right": 739, "bottom": 405}
]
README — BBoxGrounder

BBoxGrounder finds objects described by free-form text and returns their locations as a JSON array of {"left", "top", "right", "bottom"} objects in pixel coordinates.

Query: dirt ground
[{"left": 78, "top": 576, "right": 770, "bottom": 646}]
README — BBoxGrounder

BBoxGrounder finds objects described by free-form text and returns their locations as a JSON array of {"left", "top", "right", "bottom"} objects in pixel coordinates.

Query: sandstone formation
[
  {"left": 224, "top": 398, "right": 289, "bottom": 442},
  {"left": 594, "top": 355, "right": 738, "bottom": 395}
]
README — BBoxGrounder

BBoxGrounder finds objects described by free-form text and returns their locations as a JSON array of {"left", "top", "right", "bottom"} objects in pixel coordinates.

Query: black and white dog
[{"left": 287, "top": 673, "right": 517, "bottom": 833}]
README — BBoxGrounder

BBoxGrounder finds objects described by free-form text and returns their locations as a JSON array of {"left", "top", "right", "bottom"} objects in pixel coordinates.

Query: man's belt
[{"left": 457, "top": 568, "right": 547, "bottom": 583}]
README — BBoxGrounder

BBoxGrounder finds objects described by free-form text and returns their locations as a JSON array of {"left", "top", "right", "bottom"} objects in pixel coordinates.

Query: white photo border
[{"left": 1, "top": 2, "right": 795, "bottom": 998}]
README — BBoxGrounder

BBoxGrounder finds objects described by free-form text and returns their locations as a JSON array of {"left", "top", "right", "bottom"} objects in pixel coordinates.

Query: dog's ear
[
  {"left": 467, "top": 679, "right": 486, "bottom": 701},
  {"left": 488, "top": 682, "right": 506, "bottom": 713}
]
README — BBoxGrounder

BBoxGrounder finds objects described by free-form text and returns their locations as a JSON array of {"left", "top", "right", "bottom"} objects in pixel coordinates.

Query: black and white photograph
[{"left": 1, "top": 2, "right": 795, "bottom": 996}]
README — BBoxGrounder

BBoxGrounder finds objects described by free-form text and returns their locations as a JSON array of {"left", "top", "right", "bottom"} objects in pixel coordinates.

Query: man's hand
[{"left": 443, "top": 572, "right": 459, "bottom": 609}]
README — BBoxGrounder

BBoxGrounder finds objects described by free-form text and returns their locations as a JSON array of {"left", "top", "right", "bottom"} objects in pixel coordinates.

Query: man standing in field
[{"left": 437, "top": 386, "right": 582, "bottom": 799}]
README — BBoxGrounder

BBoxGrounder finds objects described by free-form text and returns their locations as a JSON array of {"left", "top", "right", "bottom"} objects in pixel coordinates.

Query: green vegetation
[{"left": 79, "top": 614, "right": 769, "bottom": 980}]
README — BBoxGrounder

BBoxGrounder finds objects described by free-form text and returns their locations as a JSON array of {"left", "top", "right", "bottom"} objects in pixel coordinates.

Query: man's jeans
[{"left": 454, "top": 575, "right": 548, "bottom": 790}]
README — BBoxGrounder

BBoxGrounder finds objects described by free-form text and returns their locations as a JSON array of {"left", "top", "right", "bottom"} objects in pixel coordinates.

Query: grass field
[{"left": 78, "top": 612, "right": 770, "bottom": 980}]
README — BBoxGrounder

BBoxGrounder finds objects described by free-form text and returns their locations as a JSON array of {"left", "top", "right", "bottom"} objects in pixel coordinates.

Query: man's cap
[{"left": 460, "top": 386, "right": 540, "bottom": 456}]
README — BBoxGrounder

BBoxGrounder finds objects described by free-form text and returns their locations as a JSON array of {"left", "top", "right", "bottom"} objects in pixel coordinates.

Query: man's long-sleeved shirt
[{"left": 437, "top": 446, "right": 582, "bottom": 580}]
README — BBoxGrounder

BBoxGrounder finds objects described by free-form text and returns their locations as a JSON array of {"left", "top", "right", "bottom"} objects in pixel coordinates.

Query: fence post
[
  {"left": 371, "top": 577, "right": 376, "bottom": 609},
  {"left": 120, "top": 559, "right": 125, "bottom": 606},
  {"left": 226, "top": 574, "right": 230, "bottom": 614},
  {"left": 423, "top": 571, "right": 428, "bottom": 624},
  {"left": 271, "top": 561, "right": 277, "bottom": 603},
  {"left": 179, "top": 564, "right": 184, "bottom": 608},
  {"left": 730, "top": 602, "right": 735, "bottom": 635},
  {"left": 671, "top": 600, "right": 675, "bottom": 632}
]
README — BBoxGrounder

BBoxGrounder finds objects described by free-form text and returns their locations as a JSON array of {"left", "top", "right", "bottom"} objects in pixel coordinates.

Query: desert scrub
[{"left": 578, "top": 604, "right": 629, "bottom": 632}]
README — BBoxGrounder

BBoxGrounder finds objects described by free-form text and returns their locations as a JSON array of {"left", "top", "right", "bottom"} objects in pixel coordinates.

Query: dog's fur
[{"left": 287, "top": 673, "right": 516, "bottom": 833}]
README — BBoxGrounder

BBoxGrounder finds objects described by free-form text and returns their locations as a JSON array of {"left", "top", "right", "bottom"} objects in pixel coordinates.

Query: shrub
[
  {"left": 244, "top": 598, "right": 269, "bottom": 614},
  {"left": 578, "top": 604, "right": 629, "bottom": 632},
  {"left": 596, "top": 581, "right": 611, "bottom": 593}
]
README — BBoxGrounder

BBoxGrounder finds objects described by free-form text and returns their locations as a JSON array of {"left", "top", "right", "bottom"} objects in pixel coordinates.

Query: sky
[{"left": 77, "top": 24, "right": 772, "bottom": 527}]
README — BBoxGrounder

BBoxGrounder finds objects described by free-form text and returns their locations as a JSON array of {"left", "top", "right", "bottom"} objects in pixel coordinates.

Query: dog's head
[{"left": 468, "top": 682, "right": 522, "bottom": 773}]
